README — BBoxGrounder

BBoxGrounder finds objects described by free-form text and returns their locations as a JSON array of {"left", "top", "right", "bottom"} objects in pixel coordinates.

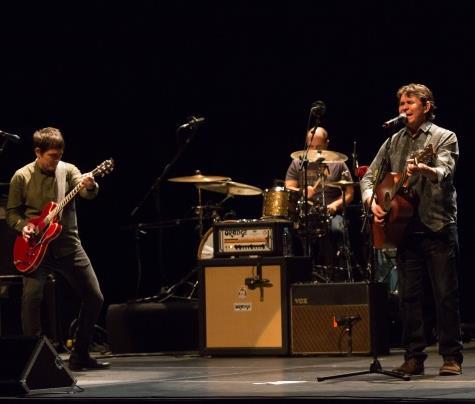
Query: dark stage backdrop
[{"left": 0, "top": 2, "right": 474, "bottom": 323}]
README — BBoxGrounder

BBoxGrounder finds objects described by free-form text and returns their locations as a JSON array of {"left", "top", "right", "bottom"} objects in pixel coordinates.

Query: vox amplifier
[
  {"left": 290, "top": 282, "right": 389, "bottom": 355},
  {"left": 212, "top": 219, "right": 293, "bottom": 258}
]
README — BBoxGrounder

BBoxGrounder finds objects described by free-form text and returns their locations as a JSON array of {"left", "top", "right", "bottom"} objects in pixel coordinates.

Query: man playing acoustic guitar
[
  {"left": 360, "top": 84, "right": 463, "bottom": 376},
  {"left": 6, "top": 127, "right": 110, "bottom": 371}
]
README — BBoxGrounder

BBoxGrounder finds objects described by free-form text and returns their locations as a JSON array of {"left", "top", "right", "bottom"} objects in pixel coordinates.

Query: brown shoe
[
  {"left": 439, "top": 360, "right": 462, "bottom": 376},
  {"left": 392, "top": 358, "right": 424, "bottom": 375}
]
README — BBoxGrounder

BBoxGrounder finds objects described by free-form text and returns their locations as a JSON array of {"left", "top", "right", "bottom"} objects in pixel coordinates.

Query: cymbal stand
[
  {"left": 195, "top": 185, "right": 204, "bottom": 238},
  {"left": 339, "top": 184, "right": 353, "bottom": 282},
  {"left": 298, "top": 154, "right": 311, "bottom": 257}
]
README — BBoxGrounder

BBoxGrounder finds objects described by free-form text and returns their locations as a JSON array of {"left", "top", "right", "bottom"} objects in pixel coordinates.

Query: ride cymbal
[
  {"left": 290, "top": 149, "right": 348, "bottom": 163},
  {"left": 198, "top": 181, "right": 263, "bottom": 196},
  {"left": 168, "top": 173, "right": 231, "bottom": 183}
]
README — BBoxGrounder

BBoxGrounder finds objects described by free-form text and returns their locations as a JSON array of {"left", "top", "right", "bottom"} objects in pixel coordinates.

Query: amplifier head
[{"left": 213, "top": 219, "right": 293, "bottom": 258}]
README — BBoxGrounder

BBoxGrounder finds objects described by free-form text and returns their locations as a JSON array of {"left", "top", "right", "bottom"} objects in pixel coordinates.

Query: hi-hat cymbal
[
  {"left": 168, "top": 174, "right": 231, "bottom": 183},
  {"left": 290, "top": 149, "right": 348, "bottom": 163},
  {"left": 327, "top": 180, "right": 359, "bottom": 188},
  {"left": 198, "top": 180, "right": 263, "bottom": 196}
]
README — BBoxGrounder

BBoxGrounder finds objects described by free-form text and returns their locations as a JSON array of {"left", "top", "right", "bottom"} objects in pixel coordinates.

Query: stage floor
[{"left": 9, "top": 342, "right": 475, "bottom": 403}]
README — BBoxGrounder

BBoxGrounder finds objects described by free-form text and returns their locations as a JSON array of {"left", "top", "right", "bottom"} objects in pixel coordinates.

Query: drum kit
[{"left": 167, "top": 146, "right": 359, "bottom": 284}]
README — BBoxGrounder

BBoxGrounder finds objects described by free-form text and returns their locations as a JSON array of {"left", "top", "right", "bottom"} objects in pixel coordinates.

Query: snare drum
[{"left": 262, "top": 186, "right": 299, "bottom": 220}]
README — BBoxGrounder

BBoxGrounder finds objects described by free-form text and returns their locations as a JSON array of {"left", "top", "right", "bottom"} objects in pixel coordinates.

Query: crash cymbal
[
  {"left": 168, "top": 173, "right": 231, "bottom": 183},
  {"left": 198, "top": 181, "right": 263, "bottom": 196},
  {"left": 290, "top": 149, "right": 348, "bottom": 163},
  {"left": 327, "top": 180, "right": 359, "bottom": 188}
]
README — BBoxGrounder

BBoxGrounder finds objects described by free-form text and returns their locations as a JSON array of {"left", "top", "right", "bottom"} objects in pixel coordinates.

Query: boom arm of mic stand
[{"left": 130, "top": 128, "right": 199, "bottom": 218}]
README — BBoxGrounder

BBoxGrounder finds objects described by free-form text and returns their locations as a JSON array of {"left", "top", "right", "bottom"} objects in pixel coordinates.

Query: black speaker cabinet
[
  {"left": 0, "top": 219, "right": 17, "bottom": 276},
  {"left": 0, "top": 336, "right": 76, "bottom": 395},
  {"left": 0, "top": 275, "right": 65, "bottom": 349},
  {"left": 199, "top": 256, "right": 312, "bottom": 356},
  {"left": 291, "top": 282, "right": 389, "bottom": 355},
  {"left": 106, "top": 300, "right": 199, "bottom": 353}
]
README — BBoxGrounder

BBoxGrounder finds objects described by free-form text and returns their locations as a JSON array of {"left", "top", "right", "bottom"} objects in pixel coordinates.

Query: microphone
[
  {"left": 0, "top": 129, "right": 20, "bottom": 143},
  {"left": 310, "top": 100, "right": 326, "bottom": 117},
  {"left": 177, "top": 116, "right": 205, "bottom": 131},
  {"left": 382, "top": 113, "right": 407, "bottom": 128},
  {"left": 245, "top": 277, "right": 273, "bottom": 290}
]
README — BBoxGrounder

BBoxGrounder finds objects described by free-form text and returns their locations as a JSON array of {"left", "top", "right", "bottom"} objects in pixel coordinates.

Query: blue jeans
[
  {"left": 22, "top": 246, "right": 104, "bottom": 354},
  {"left": 397, "top": 224, "right": 463, "bottom": 363}
]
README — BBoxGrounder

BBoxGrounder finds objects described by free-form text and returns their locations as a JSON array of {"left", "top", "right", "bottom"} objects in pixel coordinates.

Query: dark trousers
[
  {"left": 22, "top": 246, "right": 104, "bottom": 354},
  {"left": 397, "top": 224, "right": 463, "bottom": 363}
]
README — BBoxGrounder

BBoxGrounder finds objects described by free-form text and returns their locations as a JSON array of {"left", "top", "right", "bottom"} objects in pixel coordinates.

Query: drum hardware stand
[
  {"left": 125, "top": 218, "right": 200, "bottom": 303},
  {"left": 338, "top": 182, "right": 354, "bottom": 282},
  {"left": 318, "top": 132, "right": 409, "bottom": 382},
  {"left": 297, "top": 149, "right": 311, "bottom": 257},
  {"left": 147, "top": 190, "right": 226, "bottom": 303}
]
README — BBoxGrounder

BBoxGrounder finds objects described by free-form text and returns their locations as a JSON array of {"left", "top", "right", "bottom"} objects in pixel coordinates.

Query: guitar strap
[{"left": 55, "top": 161, "right": 66, "bottom": 220}]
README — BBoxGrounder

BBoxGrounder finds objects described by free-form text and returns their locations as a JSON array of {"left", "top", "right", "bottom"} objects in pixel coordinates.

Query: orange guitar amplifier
[{"left": 212, "top": 219, "right": 293, "bottom": 258}]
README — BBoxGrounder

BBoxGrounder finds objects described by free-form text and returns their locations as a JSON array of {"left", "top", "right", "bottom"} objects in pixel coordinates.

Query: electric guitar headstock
[{"left": 92, "top": 158, "right": 115, "bottom": 178}]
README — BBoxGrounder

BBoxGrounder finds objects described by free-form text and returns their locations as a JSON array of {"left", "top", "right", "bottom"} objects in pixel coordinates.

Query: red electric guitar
[
  {"left": 372, "top": 144, "right": 435, "bottom": 249},
  {"left": 13, "top": 159, "right": 114, "bottom": 273}
]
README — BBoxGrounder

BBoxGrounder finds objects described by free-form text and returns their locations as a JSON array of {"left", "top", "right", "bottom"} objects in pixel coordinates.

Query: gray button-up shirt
[{"left": 360, "top": 121, "right": 458, "bottom": 232}]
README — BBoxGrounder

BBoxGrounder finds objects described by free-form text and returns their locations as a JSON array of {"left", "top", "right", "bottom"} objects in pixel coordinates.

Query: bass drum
[{"left": 197, "top": 227, "right": 214, "bottom": 260}]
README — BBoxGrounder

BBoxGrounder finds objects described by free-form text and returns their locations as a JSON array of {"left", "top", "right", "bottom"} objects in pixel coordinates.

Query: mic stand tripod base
[{"left": 316, "top": 358, "right": 411, "bottom": 382}]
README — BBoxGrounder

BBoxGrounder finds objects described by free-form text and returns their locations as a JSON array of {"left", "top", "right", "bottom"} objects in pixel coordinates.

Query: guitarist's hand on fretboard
[
  {"left": 407, "top": 161, "right": 438, "bottom": 182},
  {"left": 81, "top": 173, "right": 97, "bottom": 190}
]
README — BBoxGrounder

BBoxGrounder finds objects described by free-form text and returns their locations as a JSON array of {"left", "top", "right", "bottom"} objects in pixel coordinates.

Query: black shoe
[
  {"left": 69, "top": 353, "right": 111, "bottom": 371},
  {"left": 392, "top": 358, "right": 424, "bottom": 375}
]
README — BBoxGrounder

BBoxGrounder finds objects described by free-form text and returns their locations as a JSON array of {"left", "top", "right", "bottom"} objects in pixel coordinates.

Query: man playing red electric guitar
[{"left": 6, "top": 127, "right": 110, "bottom": 371}]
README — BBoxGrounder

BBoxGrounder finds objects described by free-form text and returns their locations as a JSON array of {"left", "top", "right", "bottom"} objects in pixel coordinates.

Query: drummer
[{"left": 285, "top": 126, "right": 354, "bottom": 272}]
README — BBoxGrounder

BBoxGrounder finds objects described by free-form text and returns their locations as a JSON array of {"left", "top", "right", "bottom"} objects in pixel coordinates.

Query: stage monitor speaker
[
  {"left": 0, "top": 219, "right": 17, "bottom": 276},
  {"left": 291, "top": 282, "right": 389, "bottom": 355},
  {"left": 0, "top": 336, "right": 76, "bottom": 396},
  {"left": 199, "top": 256, "right": 312, "bottom": 356}
]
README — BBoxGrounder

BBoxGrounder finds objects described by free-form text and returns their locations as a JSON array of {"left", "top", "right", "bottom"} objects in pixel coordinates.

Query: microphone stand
[
  {"left": 317, "top": 130, "right": 410, "bottom": 382},
  {"left": 130, "top": 125, "right": 200, "bottom": 218},
  {"left": 129, "top": 123, "right": 200, "bottom": 299},
  {"left": 298, "top": 113, "right": 321, "bottom": 257}
]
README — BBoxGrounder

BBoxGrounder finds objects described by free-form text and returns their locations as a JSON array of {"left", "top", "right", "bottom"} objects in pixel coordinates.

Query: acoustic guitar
[
  {"left": 372, "top": 144, "right": 434, "bottom": 249},
  {"left": 13, "top": 159, "right": 114, "bottom": 273}
]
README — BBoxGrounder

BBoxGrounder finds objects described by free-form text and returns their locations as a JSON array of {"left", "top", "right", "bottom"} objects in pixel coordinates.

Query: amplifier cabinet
[
  {"left": 290, "top": 282, "right": 389, "bottom": 355},
  {"left": 199, "top": 257, "right": 312, "bottom": 356}
]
